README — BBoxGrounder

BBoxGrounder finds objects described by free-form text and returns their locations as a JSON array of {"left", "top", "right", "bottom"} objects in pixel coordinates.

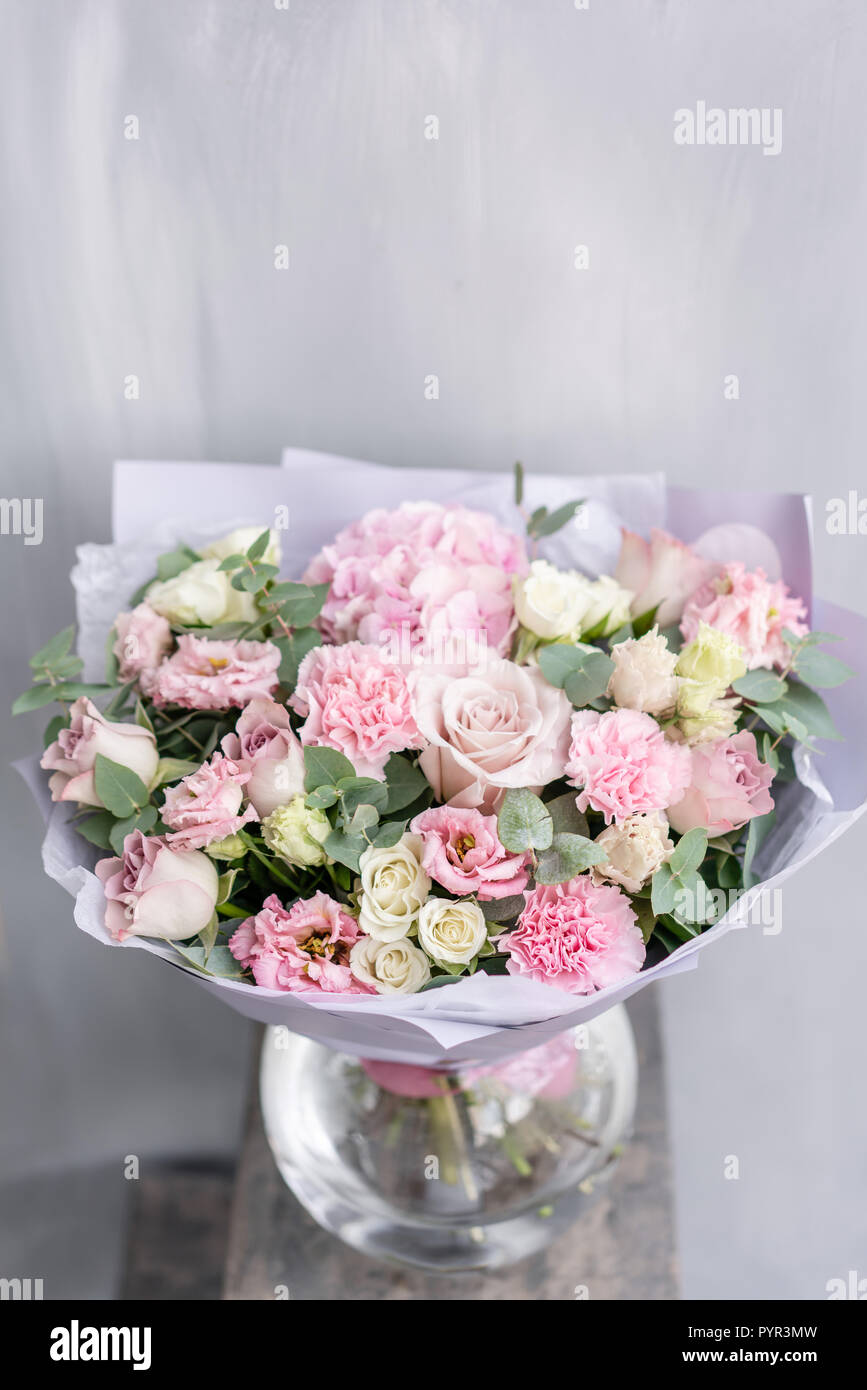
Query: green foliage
[
  {"left": 534, "top": 832, "right": 607, "bottom": 884},
  {"left": 537, "top": 643, "right": 613, "bottom": 705},
  {"left": 92, "top": 754, "right": 149, "bottom": 819},
  {"left": 497, "top": 788, "right": 554, "bottom": 853}
]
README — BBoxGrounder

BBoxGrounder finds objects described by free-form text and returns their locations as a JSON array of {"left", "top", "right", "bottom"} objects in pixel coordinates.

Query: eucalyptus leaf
[
  {"left": 792, "top": 646, "right": 853, "bottom": 689},
  {"left": 497, "top": 788, "right": 553, "bottom": 853},
  {"left": 29, "top": 624, "right": 75, "bottom": 670},
  {"left": 304, "top": 745, "right": 356, "bottom": 792},
  {"left": 93, "top": 754, "right": 149, "bottom": 818},
  {"left": 534, "top": 832, "right": 606, "bottom": 884},
  {"left": 732, "top": 669, "right": 788, "bottom": 703}
]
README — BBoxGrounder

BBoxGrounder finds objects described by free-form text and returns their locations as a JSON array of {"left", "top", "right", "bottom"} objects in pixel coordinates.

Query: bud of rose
[
  {"left": 40, "top": 697, "right": 159, "bottom": 806},
  {"left": 200, "top": 526, "right": 282, "bottom": 568},
  {"left": 357, "top": 834, "right": 431, "bottom": 942},
  {"left": 417, "top": 897, "right": 488, "bottom": 966},
  {"left": 96, "top": 830, "right": 219, "bottom": 941},
  {"left": 513, "top": 561, "right": 592, "bottom": 641},
  {"left": 204, "top": 833, "right": 249, "bottom": 860},
  {"left": 262, "top": 797, "right": 331, "bottom": 867},
  {"left": 350, "top": 935, "right": 431, "bottom": 994},
  {"left": 146, "top": 557, "right": 256, "bottom": 626},
  {"left": 579, "top": 575, "right": 634, "bottom": 637},
  {"left": 676, "top": 622, "right": 746, "bottom": 716}
]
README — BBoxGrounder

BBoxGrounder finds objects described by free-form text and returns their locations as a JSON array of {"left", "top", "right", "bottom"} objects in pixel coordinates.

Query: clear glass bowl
[{"left": 260, "top": 1005, "right": 638, "bottom": 1272}]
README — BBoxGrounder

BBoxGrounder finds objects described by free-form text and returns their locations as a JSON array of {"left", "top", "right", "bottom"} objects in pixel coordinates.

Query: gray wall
[{"left": 1, "top": 0, "right": 865, "bottom": 1298}]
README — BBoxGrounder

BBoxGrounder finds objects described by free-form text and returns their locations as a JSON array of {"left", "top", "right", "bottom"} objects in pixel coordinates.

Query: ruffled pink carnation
[
  {"left": 290, "top": 641, "right": 423, "bottom": 779},
  {"left": 566, "top": 708, "right": 691, "bottom": 824},
  {"left": 667, "top": 730, "right": 775, "bottom": 837},
  {"left": 303, "top": 502, "right": 527, "bottom": 663},
  {"left": 112, "top": 602, "right": 173, "bottom": 695},
  {"left": 162, "top": 753, "right": 257, "bottom": 850},
  {"left": 410, "top": 805, "right": 530, "bottom": 900},
  {"left": 504, "top": 876, "right": 645, "bottom": 994},
  {"left": 151, "top": 635, "right": 281, "bottom": 710},
  {"left": 680, "top": 563, "right": 808, "bottom": 670},
  {"left": 229, "top": 892, "right": 372, "bottom": 994}
]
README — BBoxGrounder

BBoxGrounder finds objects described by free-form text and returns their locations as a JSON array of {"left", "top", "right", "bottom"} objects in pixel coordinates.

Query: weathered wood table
[{"left": 221, "top": 989, "right": 678, "bottom": 1301}]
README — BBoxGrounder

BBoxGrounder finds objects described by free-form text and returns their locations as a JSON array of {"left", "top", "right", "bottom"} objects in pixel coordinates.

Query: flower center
[
  {"left": 209, "top": 657, "right": 230, "bottom": 670},
  {"left": 454, "top": 834, "right": 475, "bottom": 861}
]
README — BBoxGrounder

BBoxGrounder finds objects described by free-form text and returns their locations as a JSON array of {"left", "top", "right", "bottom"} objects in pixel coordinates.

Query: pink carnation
[
  {"left": 410, "top": 805, "right": 530, "bottom": 900},
  {"left": 151, "top": 635, "right": 281, "bottom": 710},
  {"left": 566, "top": 708, "right": 691, "bottom": 824},
  {"left": 303, "top": 502, "right": 527, "bottom": 664},
  {"left": 229, "top": 892, "right": 372, "bottom": 994},
  {"left": 290, "top": 641, "right": 423, "bottom": 779},
  {"left": 680, "top": 563, "right": 808, "bottom": 670},
  {"left": 667, "top": 730, "right": 775, "bottom": 837},
  {"left": 162, "top": 753, "right": 257, "bottom": 850},
  {"left": 504, "top": 876, "right": 645, "bottom": 994},
  {"left": 112, "top": 603, "right": 173, "bottom": 694}
]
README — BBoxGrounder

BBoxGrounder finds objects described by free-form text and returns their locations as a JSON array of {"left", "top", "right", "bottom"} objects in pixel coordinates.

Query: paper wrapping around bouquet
[{"left": 20, "top": 454, "right": 867, "bottom": 1066}]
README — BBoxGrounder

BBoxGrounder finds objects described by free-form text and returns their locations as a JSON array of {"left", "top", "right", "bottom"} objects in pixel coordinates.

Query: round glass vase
[{"left": 259, "top": 1005, "right": 637, "bottom": 1273}]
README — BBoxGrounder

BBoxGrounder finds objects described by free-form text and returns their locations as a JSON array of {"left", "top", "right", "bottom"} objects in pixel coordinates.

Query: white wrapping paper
[{"left": 19, "top": 455, "right": 867, "bottom": 1065}]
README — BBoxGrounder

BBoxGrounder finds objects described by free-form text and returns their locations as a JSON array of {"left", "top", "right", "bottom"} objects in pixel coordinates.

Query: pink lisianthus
[
  {"left": 566, "top": 708, "right": 692, "bottom": 824},
  {"left": 221, "top": 697, "right": 305, "bottom": 818},
  {"left": 112, "top": 603, "right": 173, "bottom": 694},
  {"left": 290, "top": 642, "right": 423, "bottom": 779},
  {"left": 616, "top": 527, "right": 716, "bottom": 627},
  {"left": 95, "top": 830, "right": 219, "bottom": 942},
  {"left": 229, "top": 892, "right": 372, "bottom": 994},
  {"left": 162, "top": 753, "right": 257, "bottom": 850},
  {"left": 150, "top": 635, "right": 281, "bottom": 710},
  {"left": 410, "top": 805, "right": 530, "bottom": 900},
  {"left": 504, "top": 875, "right": 644, "bottom": 994},
  {"left": 680, "top": 563, "right": 809, "bottom": 670},
  {"left": 667, "top": 730, "right": 775, "bottom": 837},
  {"left": 303, "top": 501, "right": 527, "bottom": 664}
]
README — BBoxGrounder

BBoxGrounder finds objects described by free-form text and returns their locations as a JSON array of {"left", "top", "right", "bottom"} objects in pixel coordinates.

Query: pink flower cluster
[
  {"left": 504, "top": 876, "right": 645, "bottom": 994},
  {"left": 681, "top": 563, "right": 808, "bottom": 670},
  {"left": 303, "top": 502, "right": 527, "bottom": 661},
  {"left": 410, "top": 805, "right": 530, "bottom": 900},
  {"left": 229, "top": 892, "right": 371, "bottom": 994},
  {"left": 162, "top": 753, "right": 257, "bottom": 850},
  {"left": 566, "top": 708, "right": 692, "bottom": 824}
]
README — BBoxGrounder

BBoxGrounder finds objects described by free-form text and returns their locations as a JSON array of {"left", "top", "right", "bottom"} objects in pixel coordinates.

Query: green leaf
[
  {"left": 477, "top": 894, "right": 526, "bottom": 923},
  {"left": 270, "top": 583, "right": 329, "bottom": 629},
  {"left": 743, "top": 809, "right": 776, "bottom": 889},
  {"left": 29, "top": 624, "right": 76, "bottom": 670},
  {"left": 792, "top": 646, "right": 854, "bottom": 689},
  {"left": 134, "top": 699, "right": 155, "bottom": 734},
  {"left": 537, "top": 643, "right": 585, "bottom": 689},
  {"left": 776, "top": 682, "right": 841, "bottom": 742},
  {"left": 514, "top": 460, "right": 524, "bottom": 507},
  {"left": 564, "top": 652, "right": 614, "bottom": 707},
  {"left": 156, "top": 546, "right": 199, "bottom": 582},
  {"left": 348, "top": 803, "right": 380, "bottom": 834},
  {"left": 216, "top": 869, "right": 238, "bottom": 906},
  {"left": 534, "top": 832, "right": 607, "bottom": 884},
  {"left": 76, "top": 812, "right": 117, "bottom": 852},
  {"left": 606, "top": 621, "right": 634, "bottom": 646},
  {"left": 543, "top": 791, "right": 589, "bottom": 837},
  {"left": 632, "top": 604, "right": 660, "bottom": 639},
  {"left": 633, "top": 898, "right": 657, "bottom": 945},
  {"left": 12, "top": 684, "right": 60, "bottom": 715},
  {"left": 530, "top": 498, "right": 585, "bottom": 538},
  {"left": 669, "top": 827, "right": 708, "bottom": 878},
  {"left": 370, "top": 819, "right": 408, "bottom": 849},
  {"left": 231, "top": 563, "right": 278, "bottom": 593},
  {"left": 151, "top": 757, "right": 200, "bottom": 788},
  {"left": 305, "top": 785, "right": 339, "bottom": 810},
  {"left": 217, "top": 553, "right": 246, "bottom": 572},
  {"left": 93, "top": 754, "right": 149, "bottom": 818},
  {"left": 42, "top": 714, "right": 66, "bottom": 749},
  {"left": 651, "top": 862, "right": 677, "bottom": 916},
  {"left": 497, "top": 788, "right": 554, "bottom": 853},
  {"left": 760, "top": 732, "right": 780, "bottom": 773},
  {"left": 783, "top": 628, "right": 841, "bottom": 648},
  {"left": 304, "top": 745, "right": 356, "bottom": 791},
  {"left": 274, "top": 627, "right": 321, "bottom": 687},
  {"left": 196, "top": 914, "right": 221, "bottom": 961},
  {"left": 54, "top": 682, "right": 111, "bottom": 700},
  {"left": 172, "top": 944, "right": 247, "bottom": 980},
  {"left": 337, "top": 776, "right": 389, "bottom": 815},
  {"left": 322, "top": 829, "right": 367, "bottom": 873},
  {"left": 108, "top": 805, "right": 157, "bottom": 856},
  {"left": 732, "top": 670, "right": 788, "bottom": 703},
  {"left": 383, "top": 754, "right": 429, "bottom": 813},
  {"left": 246, "top": 529, "right": 272, "bottom": 563}
]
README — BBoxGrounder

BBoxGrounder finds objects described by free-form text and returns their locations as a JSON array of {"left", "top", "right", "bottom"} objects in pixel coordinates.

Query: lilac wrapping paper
[{"left": 19, "top": 454, "right": 867, "bottom": 1066}]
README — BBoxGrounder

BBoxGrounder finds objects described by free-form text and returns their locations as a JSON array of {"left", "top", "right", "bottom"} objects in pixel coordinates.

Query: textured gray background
[{"left": 1, "top": 0, "right": 865, "bottom": 1299}]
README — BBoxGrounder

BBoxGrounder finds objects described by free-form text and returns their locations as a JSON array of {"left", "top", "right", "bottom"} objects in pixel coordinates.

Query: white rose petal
[
  {"left": 357, "top": 834, "right": 431, "bottom": 942},
  {"left": 350, "top": 935, "right": 431, "bottom": 994},
  {"left": 417, "top": 897, "right": 488, "bottom": 966}
]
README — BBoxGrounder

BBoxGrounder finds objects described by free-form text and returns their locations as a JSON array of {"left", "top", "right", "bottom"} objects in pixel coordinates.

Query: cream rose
[
  {"left": 146, "top": 558, "right": 256, "bottom": 626},
  {"left": 200, "top": 526, "right": 282, "bottom": 568},
  {"left": 349, "top": 935, "right": 431, "bottom": 994},
  {"left": 580, "top": 575, "right": 634, "bottom": 637},
  {"left": 608, "top": 626, "right": 679, "bottom": 716},
  {"left": 513, "top": 561, "right": 593, "bottom": 640},
  {"left": 411, "top": 657, "right": 572, "bottom": 814},
  {"left": 591, "top": 811, "right": 673, "bottom": 894},
  {"left": 357, "top": 834, "right": 431, "bottom": 941},
  {"left": 417, "top": 897, "right": 488, "bottom": 966}
]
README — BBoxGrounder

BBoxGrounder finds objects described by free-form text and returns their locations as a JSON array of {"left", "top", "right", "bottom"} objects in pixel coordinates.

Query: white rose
[
  {"left": 146, "top": 558, "right": 256, "bottom": 626},
  {"left": 200, "top": 526, "right": 282, "bottom": 568},
  {"left": 417, "top": 897, "right": 488, "bottom": 966},
  {"left": 591, "top": 811, "right": 673, "bottom": 894},
  {"left": 607, "top": 626, "right": 679, "bottom": 716},
  {"left": 350, "top": 935, "right": 431, "bottom": 994},
  {"left": 513, "top": 561, "right": 593, "bottom": 640},
  {"left": 357, "top": 834, "right": 431, "bottom": 942},
  {"left": 580, "top": 575, "right": 634, "bottom": 637}
]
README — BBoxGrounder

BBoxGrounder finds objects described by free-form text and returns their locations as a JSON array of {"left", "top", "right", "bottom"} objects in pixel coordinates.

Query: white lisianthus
[
  {"left": 262, "top": 797, "right": 331, "bottom": 867},
  {"left": 608, "top": 626, "right": 679, "bottom": 716},
  {"left": 350, "top": 935, "right": 431, "bottom": 994},
  {"left": 676, "top": 621, "right": 747, "bottom": 717},
  {"left": 591, "top": 811, "right": 673, "bottom": 895},
  {"left": 357, "top": 834, "right": 431, "bottom": 942},
  {"left": 200, "top": 526, "right": 282, "bottom": 568},
  {"left": 580, "top": 575, "right": 634, "bottom": 637},
  {"left": 146, "top": 558, "right": 256, "bottom": 626},
  {"left": 513, "top": 561, "right": 594, "bottom": 641},
  {"left": 417, "top": 897, "right": 488, "bottom": 967},
  {"left": 672, "top": 696, "right": 741, "bottom": 746}
]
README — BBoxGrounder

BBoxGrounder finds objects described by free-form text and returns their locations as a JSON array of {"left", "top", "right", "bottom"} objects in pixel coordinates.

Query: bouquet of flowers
[{"left": 16, "top": 462, "right": 860, "bottom": 1051}]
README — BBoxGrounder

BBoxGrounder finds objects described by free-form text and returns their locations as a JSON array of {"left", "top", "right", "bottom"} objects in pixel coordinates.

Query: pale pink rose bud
[
  {"left": 616, "top": 528, "right": 716, "bottom": 627},
  {"left": 607, "top": 626, "right": 679, "bottom": 716},
  {"left": 667, "top": 731, "right": 775, "bottom": 837},
  {"left": 95, "top": 830, "right": 219, "bottom": 941},
  {"left": 40, "top": 697, "right": 159, "bottom": 807},
  {"left": 221, "top": 697, "right": 305, "bottom": 818}
]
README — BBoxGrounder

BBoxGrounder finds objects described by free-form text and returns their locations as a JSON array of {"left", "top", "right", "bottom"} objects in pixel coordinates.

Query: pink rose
[
  {"left": 667, "top": 730, "right": 775, "bottom": 837},
  {"left": 221, "top": 697, "right": 305, "bottom": 818},
  {"left": 96, "top": 829, "right": 219, "bottom": 941},
  {"left": 290, "top": 642, "right": 423, "bottom": 779},
  {"left": 162, "top": 753, "right": 257, "bottom": 850},
  {"left": 504, "top": 875, "right": 645, "bottom": 994},
  {"left": 411, "top": 657, "right": 572, "bottom": 814},
  {"left": 680, "top": 563, "right": 809, "bottom": 670},
  {"left": 566, "top": 707, "right": 692, "bottom": 824},
  {"left": 229, "top": 891, "right": 372, "bottom": 994},
  {"left": 40, "top": 696, "right": 159, "bottom": 806},
  {"left": 616, "top": 528, "right": 716, "bottom": 626},
  {"left": 410, "top": 805, "right": 530, "bottom": 900},
  {"left": 150, "top": 635, "right": 281, "bottom": 711},
  {"left": 112, "top": 603, "right": 173, "bottom": 694}
]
